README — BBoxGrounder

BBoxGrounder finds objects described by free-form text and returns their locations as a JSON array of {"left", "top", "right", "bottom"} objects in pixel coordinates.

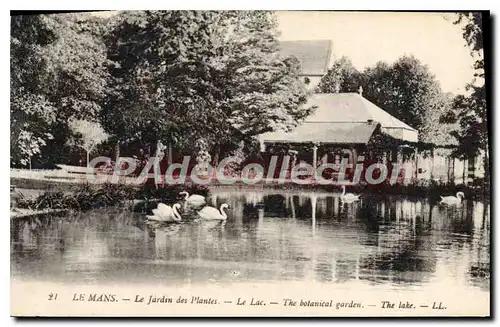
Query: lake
[{"left": 11, "top": 189, "right": 490, "bottom": 295}]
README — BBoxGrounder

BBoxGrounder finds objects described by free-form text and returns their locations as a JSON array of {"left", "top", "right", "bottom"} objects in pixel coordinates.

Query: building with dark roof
[
  {"left": 264, "top": 40, "right": 474, "bottom": 184},
  {"left": 261, "top": 41, "right": 422, "bottom": 183},
  {"left": 260, "top": 92, "right": 418, "bottom": 145},
  {"left": 259, "top": 91, "right": 419, "bottom": 183}
]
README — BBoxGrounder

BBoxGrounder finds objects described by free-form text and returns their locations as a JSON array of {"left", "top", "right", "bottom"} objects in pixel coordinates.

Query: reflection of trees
[
  {"left": 12, "top": 190, "right": 490, "bottom": 288},
  {"left": 361, "top": 246, "right": 435, "bottom": 285},
  {"left": 234, "top": 191, "right": 439, "bottom": 285},
  {"left": 11, "top": 209, "right": 150, "bottom": 281},
  {"left": 331, "top": 253, "right": 358, "bottom": 283},
  {"left": 467, "top": 202, "right": 490, "bottom": 291},
  {"left": 356, "top": 200, "right": 380, "bottom": 247},
  {"left": 358, "top": 209, "right": 436, "bottom": 285},
  {"left": 433, "top": 202, "right": 474, "bottom": 240},
  {"left": 263, "top": 194, "right": 289, "bottom": 218},
  {"left": 11, "top": 215, "right": 66, "bottom": 257},
  {"left": 358, "top": 197, "right": 441, "bottom": 285}
]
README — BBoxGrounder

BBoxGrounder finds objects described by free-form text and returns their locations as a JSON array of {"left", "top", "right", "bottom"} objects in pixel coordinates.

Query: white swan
[
  {"left": 340, "top": 185, "right": 360, "bottom": 203},
  {"left": 147, "top": 203, "right": 182, "bottom": 222},
  {"left": 180, "top": 191, "right": 206, "bottom": 207},
  {"left": 198, "top": 204, "right": 229, "bottom": 220},
  {"left": 440, "top": 192, "right": 465, "bottom": 205}
]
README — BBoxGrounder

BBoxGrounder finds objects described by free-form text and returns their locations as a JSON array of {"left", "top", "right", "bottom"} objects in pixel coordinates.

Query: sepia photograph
[{"left": 10, "top": 10, "right": 490, "bottom": 317}]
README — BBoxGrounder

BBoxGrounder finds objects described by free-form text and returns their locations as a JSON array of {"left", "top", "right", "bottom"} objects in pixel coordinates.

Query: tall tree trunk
[
  {"left": 86, "top": 151, "right": 90, "bottom": 168},
  {"left": 115, "top": 141, "right": 120, "bottom": 164},
  {"left": 450, "top": 157, "right": 455, "bottom": 184},
  {"left": 467, "top": 156, "right": 475, "bottom": 185},
  {"left": 484, "top": 145, "right": 490, "bottom": 193},
  {"left": 429, "top": 148, "right": 434, "bottom": 181},
  {"left": 414, "top": 148, "right": 419, "bottom": 180},
  {"left": 462, "top": 158, "right": 467, "bottom": 185},
  {"left": 154, "top": 140, "right": 162, "bottom": 189},
  {"left": 212, "top": 144, "right": 220, "bottom": 168},
  {"left": 446, "top": 156, "right": 453, "bottom": 184},
  {"left": 168, "top": 142, "right": 173, "bottom": 166}
]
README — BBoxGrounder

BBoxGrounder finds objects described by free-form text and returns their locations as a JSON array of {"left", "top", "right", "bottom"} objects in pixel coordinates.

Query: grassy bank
[
  {"left": 15, "top": 183, "right": 210, "bottom": 213},
  {"left": 11, "top": 177, "right": 79, "bottom": 192}
]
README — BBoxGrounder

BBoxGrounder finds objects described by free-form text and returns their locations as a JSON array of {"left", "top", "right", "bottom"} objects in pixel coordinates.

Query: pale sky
[{"left": 276, "top": 11, "right": 476, "bottom": 95}]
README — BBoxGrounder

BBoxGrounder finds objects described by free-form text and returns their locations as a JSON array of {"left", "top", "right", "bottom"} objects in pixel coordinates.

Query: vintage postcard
[{"left": 10, "top": 10, "right": 490, "bottom": 317}]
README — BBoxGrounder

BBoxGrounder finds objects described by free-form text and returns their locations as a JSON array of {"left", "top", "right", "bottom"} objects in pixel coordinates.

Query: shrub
[{"left": 16, "top": 183, "right": 139, "bottom": 212}]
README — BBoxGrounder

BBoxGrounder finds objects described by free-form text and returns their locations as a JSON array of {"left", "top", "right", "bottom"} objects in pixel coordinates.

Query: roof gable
[{"left": 279, "top": 40, "right": 332, "bottom": 76}]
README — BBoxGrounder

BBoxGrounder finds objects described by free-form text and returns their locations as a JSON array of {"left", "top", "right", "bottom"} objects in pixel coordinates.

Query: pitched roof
[
  {"left": 279, "top": 40, "right": 332, "bottom": 76},
  {"left": 304, "top": 93, "right": 417, "bottom": 130},
  {"left": 260, "top": 93, "right": 419, "bottom": 144},
  {"left": 260, "top": 122, "right": 377, "bottom": 144}
]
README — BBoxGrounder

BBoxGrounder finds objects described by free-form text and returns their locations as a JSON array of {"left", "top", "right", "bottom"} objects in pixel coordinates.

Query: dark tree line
[
  {"left": 11, "top": 11, "right": 313, "bottom": 168},
  {"left": 316, "top": 12, "right": 488, "bottom": 185},
  {"left": 11, "top": 11, "right": 487, "bottom": 183},
  {"left": 447, "top": 13, "right": 488, "bottom": 175},
  {"left": 316, "top": 55, "right": 455, "bottom": 145},
  {"left": 11, "top": 13, "right": 110, "bottom": 167}
]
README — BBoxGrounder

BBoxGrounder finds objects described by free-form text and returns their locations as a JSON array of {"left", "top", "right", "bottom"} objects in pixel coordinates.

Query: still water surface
[{"left": 11, "top": 189, "right": 490, "bottom": 293}]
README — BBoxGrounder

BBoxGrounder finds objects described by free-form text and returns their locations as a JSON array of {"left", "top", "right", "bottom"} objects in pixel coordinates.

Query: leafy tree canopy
[
  {"left": 11, "top": 13, "right": 110, "bottom": 167},
  {"left": 103, "top": 10, "right": 312, "bottom": 159},
  {"left": 11, "top": 14, "right": 58, "bottom": 166},
  {"left": 317, "top": 55, "right": 455, "bottom": 145},
  {"left": 442, "top": 13, "right": 487, "bottom": 160}
]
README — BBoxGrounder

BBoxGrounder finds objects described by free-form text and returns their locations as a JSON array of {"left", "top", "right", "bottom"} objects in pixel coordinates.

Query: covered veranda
[{"left": 259, "top": 93, "right": 419, "bottom": 182}]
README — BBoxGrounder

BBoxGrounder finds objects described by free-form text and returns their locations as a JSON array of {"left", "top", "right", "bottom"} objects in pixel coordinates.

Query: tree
[
  {"left": 213, "top": 11, "right": 313, "bottom": 157},
  {"left": 10, "top": 14, "right": 58, "bottom": 167},
  {"left": 363, "top": 56, "right": 453, "bottom": 143},
  {"left": 68, "top": 119, "right": 109, "bottom": 167},
  {"left": 10, "top": 13, "right": 110, "bottom": 168},
  {"left": 316, "top": 56, "right": 362, "bottom": 93},
  {"left": 444, "top": 90, "right": 486, "bottom": 159},
  {"left": 318, "top": 55, "right": 455, "bottom": 144},
  {"left": 102, "top": 11, "right": 224, "bottom": 162},
  {"left": 444, "top": 12, "right": 487, "bottom": 182},
  {"left": 103, "top": 10, "right": 312, "bottom": 162},
  {"left": 38, "top": 13, "right": 110, "bottom": 167},
  {"left": 455, "top": 12, "right": 484, "bottom": 77}
]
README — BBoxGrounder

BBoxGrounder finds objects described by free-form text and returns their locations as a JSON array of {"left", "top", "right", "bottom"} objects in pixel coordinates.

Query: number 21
[{"left": 48, "top": 293, "right": 58, "bottom": 301}]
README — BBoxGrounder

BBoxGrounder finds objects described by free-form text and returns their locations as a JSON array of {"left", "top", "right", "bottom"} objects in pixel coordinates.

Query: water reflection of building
[
  {"left": 11, "top": 191, "right": 490, "bottom": 290},
  {"left": 209, "top": 189, "right": 489, "bottom": 287}
]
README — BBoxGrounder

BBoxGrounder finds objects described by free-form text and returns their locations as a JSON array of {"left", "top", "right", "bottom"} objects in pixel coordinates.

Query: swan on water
[
  {"left": 180, "top": 191, "right": 206, "bottom": 207},
  {"left": 147, "top": 203, "right": 182, "bottom": 222},
  {"left": 340, "top": 185, "right": 360, "bottom": 203},
  {"left": 440, "top": 192, "right": 465, "bottom": 205},
  {"left": 198, "top": 204, "right": 229, "bottom": 220}
]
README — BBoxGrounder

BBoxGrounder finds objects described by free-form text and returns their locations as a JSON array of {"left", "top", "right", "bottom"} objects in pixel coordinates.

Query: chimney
[{"left": 357, "top": 86, "right": 363, "bottom": 96}]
